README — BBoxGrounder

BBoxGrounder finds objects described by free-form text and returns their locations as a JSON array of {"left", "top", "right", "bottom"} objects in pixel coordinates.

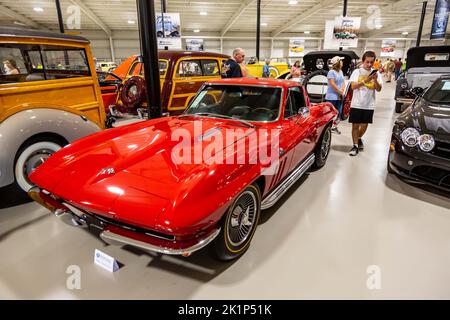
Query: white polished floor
[{"left": 1, "top": 82, "right": 449, "bottom": 299}]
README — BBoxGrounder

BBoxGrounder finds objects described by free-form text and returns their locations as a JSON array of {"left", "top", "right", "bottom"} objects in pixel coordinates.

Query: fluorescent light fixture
[
  {"left": 402, "top": 31, "right": 409, "bottom": 35},
  {"left": 127, "top": 20, "right": 135, "bottom": 24},
  {"left": 261, "top": 23, "right": 268, "bottom": 26},
  {"left": 375, "top": 24, "right": 383, "bottom": 29},
  {"left": 33, "top": 7, "right": 44, "bottom": 12},
  {"left": 193, "top": 29, "right": 200, "bottom": 33},
  {"left": 304, "top": 31, "right": 311, "bottom": 34},
  {"left": 200, "top": 11, "right": 208, "bottom": 16},
  {"left": 288, "top": 0, "right": 298, "bottom": 5}
]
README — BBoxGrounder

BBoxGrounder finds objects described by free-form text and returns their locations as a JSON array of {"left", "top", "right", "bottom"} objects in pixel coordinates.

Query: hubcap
[
  {"left": 320, "top": 129, "right": 331, "bottom": 160},
  {"left": 227, "top": 190, "right": 257, "bottom": 247},
  {"left": 22, "top": 149, "right": 54, "bottom": 184}
]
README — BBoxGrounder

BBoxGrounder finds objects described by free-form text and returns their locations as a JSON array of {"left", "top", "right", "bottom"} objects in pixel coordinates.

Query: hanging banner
[
  {"left": 380, "top": 40, "right": 397, "bottom": 57},
  {"left": 324, "top": 20, "right": 339, "bottom": 50},
  {"left": 186, "top": 38, "right": 204, "bottom": 51},
  {"left": 332, "top": 16, "right": 361, "bottom": 48},
  {"left": 431, "top": 0, "right": 450, "bottom": 40},
  {"left": 156, "top": 13, "right": 182, "bottom": 50},
  {"left": 288, "top": 39, "right": 305, "bottom": 57}
]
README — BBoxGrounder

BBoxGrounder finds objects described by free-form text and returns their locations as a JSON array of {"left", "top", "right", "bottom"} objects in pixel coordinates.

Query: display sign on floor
[
  {"left": 380, "top": 40, "right": 397, "bottom": 57},
  {"left": 156, "top": 13, "right": 182, "bottom": 50},
  {"left": 186, "top": 38, "right": 204, "bottom": 51},
  {"left": 288, "top": 39, "right": 305, "bottom": 57},
  {"left": 332, "top": 16, "right": 361, "bottom": 48},
  {"left": 430, "top": 0, "right": 450, "bottom": 40}
]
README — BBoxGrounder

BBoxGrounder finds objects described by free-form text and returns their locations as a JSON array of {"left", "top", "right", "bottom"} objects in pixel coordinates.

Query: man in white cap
[{"left": 325, "top": 56, "right": 346, "bottom": 134}]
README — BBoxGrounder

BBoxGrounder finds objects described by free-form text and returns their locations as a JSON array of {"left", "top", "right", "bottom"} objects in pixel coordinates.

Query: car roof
[
  {"left": 0, "top": 26, "right": 89, "bottom": 43},
  {"left": 407, "top": 46, "right": 450, "bottom": 69},
  {"left": 206, "top": 77, "right": 301, "bottom": 88}
]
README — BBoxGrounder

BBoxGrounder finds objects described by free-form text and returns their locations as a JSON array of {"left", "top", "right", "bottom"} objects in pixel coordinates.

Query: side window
[
  {"left": 284, "top": 94, "right": 295, "bottom": 118},
  {"left": 40, "top": 45, "right": 90, "bottom": 79},
  {"left": 130, "top": 62, "right": 143, "bottom": 76},
  {"left": 201, "top": 59, "right": 220, "bottom": 76},
  {"left": 289, "top": 87, "right": 307, "bottom": 114},
  {"left": 0, "top": 44, "right": 31, "bottom": 84},
  {"left": 177, "top": 60, "right": 202, "bottom": 77}
]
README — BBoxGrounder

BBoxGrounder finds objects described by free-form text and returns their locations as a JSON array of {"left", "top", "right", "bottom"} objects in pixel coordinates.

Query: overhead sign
[
  {"left": 186, "top": 38, "right": 204, "bottom": 51},
  {"left": 288, "top": 39, "right": 305, "bottom": 57},
  {"left": 381, "top": 40, "right": 397, "bottom": 57},
  {"left": 156, "top": 13, "right": 182, "bottom": 50},
  {"left": 431, "top": 0, "right": 450, "bottom": 40},
  {"left": 332, "top": 16, "right": 361, "bottom": 48}
]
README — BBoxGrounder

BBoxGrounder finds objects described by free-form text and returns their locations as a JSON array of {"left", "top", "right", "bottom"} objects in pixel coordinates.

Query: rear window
[{"left": 424, "top": 53, "right": 449, "bottom": 62}]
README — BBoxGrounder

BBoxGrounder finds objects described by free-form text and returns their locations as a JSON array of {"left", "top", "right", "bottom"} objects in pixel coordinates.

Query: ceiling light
[
  {"left": 288, "top": 0, "right": 298, "bottom": 5},
  {"left": 33, "top": 7, "right": 44, "bottom": 12},
  {"left": 402, "top": 31, "right": 409, "bottom": 35},
  {"left": 200, "top": 11, "right": 208, "bottom": 16},
  {"left": 261, "top": 23, "right": 268, "bottom": 26},
  {"left": 375, "top": 24, "right": 383, "bottom": 29},
  {"left": 128, "top": 20, "right": 135, "bottom": 24},
  {"left": 193, "top": 29, "right": 200, "bottom": 33},
  {"left": 304, "top": 31, "right": 311, "bottom": 34}
]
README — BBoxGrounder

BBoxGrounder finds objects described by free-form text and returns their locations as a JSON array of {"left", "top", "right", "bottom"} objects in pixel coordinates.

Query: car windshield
[
  {"left": 423, "top": 79, "right": 450, "bottom": 105},
  {"left": 185, "top": 85, "right": 283, "bottom": 122}
]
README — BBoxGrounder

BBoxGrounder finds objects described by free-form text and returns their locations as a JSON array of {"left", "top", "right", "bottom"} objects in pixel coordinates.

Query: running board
[{"left": 261, "top": 154, "right": 315, "bottom": 210}]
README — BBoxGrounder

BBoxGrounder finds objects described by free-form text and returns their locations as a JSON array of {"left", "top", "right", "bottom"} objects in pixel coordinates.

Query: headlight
[
  {"left": 401, "top": 128, "right": 420, "bottom": 147},
  {"left": 418, "top": 134, "right": 435, "bottom": 152}
]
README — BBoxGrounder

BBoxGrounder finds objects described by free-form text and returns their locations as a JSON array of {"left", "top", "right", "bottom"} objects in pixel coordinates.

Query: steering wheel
[{"left": 252, "top": 107, "right": 277, "bottom": 118}]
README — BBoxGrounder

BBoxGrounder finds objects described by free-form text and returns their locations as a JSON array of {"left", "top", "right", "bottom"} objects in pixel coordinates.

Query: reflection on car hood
[{"left": 400, "top": 98, "right": 450, "bottom": 141}]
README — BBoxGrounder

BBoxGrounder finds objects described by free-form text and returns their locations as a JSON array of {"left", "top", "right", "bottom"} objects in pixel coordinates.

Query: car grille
[
  {"left": 411, "top": 165, "right": 450, "bottom": 188},
  {"left": 432, "top": 140, "right": 450, "bottom": 159}
]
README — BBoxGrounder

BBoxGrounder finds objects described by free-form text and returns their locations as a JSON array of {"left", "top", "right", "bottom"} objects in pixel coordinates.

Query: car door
[{"left": 287, "top": 87, "right": 316, "bottom": 169}]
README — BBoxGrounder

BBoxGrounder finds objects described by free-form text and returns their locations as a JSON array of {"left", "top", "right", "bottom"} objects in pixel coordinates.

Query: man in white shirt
[{"left": 348, "top": 51, "right": 383, "bottom": 156}]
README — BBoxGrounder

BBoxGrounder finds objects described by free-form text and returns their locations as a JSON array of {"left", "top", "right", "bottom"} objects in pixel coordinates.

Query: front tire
[
  {"left": 212, "top": 184, "right": 261, "bottom": 261},
  {"left": 313, "top": 125, "right": 332, "bottom": 169}
]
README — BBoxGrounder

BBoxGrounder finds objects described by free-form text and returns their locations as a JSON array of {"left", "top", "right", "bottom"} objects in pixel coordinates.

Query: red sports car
[{"left": 28, "top": 78, "right": 337, "bottom": 261}]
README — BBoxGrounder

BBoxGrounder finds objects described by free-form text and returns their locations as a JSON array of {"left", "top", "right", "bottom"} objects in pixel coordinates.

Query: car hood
[
  {"left": 399, "top": 98, "right": 450, "bottom": 141},
  {"left": 30, "top": 116, "right": 256, "bottom": 230}
]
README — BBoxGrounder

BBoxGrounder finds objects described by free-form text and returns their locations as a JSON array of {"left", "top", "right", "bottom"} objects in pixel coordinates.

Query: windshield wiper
[{"left": 179, "top": 113, "right": 255, "bottom": 128}]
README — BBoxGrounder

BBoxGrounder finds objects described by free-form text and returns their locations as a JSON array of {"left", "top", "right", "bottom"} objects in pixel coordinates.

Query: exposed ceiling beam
[
  {"left": 362, "top": 14, "right": 434, "bottom": 39},
  {"left": 0, "top": 4, "right": 44, "bottom": 29},
  {"left": 271, "top": 0, "right": 340, "bottom": 38},
  {"left": 68, "top": 0, "right": 111, "bottom": 36},
  {"left": 221, "top": 0, "right": 255, "bottom": 37}
]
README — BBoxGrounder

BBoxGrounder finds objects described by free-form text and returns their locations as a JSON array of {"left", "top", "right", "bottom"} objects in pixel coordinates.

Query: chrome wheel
[
  {"left": 320, "top": 128, "right": 331, "bottom": 160},
  {"left": 226, "top": 191, "right": 257, "bottom": 247}
]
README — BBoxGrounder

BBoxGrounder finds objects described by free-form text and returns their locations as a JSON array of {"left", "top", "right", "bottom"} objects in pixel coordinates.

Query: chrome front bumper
[{"left": 28, "top": 187, "right": 220, "bottom": 256}]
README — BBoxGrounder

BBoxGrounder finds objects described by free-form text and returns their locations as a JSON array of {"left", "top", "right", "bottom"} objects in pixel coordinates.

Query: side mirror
[
  {"left": 298, "top": 107, "right": 310, "bottom": 118},
  {"left": 411, "top": 87, "right": 425, "bottom": 97}
]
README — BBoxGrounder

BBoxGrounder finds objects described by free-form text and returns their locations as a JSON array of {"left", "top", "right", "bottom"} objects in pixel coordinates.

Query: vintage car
[
  {"left": 97, "top": 61, "right": 117, "bottom": 72},
  {"left": 395, "top": 46, "right": 450, "bottom": 113},
  {"left": 114, "top": 51, "right": 230, "bottom": 117},
  {"left": 0, "top": 27, "right": 106, "bottom": 199},
  {"left": 279, "top": 50, "right": 359, "bottom": 120},
  {"left": 28, "top": 78, "right": 337, "bottom": 260},
  {"left": 388, "top": 76, "right": 450, "bottom": 192},
  {"left": 246, "top": 57, "right": 290, "bottom": 78}
]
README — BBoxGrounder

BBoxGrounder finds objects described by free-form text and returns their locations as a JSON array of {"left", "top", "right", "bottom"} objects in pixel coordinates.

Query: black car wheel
[
  {"left": 212, "top": 184, "right": 261, "bottom": 261},
  {"left": 313, "top": 125, "right": 332, "bottom": 169}
]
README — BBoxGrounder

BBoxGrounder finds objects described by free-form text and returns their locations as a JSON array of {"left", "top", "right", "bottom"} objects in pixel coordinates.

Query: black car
[
  {"left": 395, "top": 46, "right": 450, "bottom": 113},
  {"left": 388, "top": 76, "right": 450, "bottom": 192}
]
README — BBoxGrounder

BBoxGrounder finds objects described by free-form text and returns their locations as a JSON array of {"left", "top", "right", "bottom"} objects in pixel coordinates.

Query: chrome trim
[
  {"left": 396, "top": 98, "right": 414, "bottom": 104},
  {"left": 261, "top": 154, "right": 315, "bottom": 210},
  {"left": 100, "top": 228, "right": 221, "bottom": 256},
  {"left": 54, "top": 207, "right": 88, "bottom": 228}
]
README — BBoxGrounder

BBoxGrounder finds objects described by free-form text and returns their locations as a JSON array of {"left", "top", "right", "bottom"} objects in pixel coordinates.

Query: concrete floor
[{"left": 0, "top": 82, "right": 449, "bottom": 299}]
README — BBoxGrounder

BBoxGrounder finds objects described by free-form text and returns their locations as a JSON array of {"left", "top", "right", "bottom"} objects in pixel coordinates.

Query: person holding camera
[{"left": 348, "top": 51, "right": 383, "bottom": 157}]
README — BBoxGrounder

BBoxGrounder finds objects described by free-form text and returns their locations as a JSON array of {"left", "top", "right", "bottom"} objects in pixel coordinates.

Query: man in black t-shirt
[{"left": 222, "top": 48, "right": 245, "bottom": 78}]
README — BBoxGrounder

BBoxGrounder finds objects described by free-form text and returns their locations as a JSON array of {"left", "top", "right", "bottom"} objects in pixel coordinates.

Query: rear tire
[
  {"left": 212, "top": 184, "right": 261, "bottom": 261},
  {"left": 313, "top": 125, "right": 332, "bottom": 169},
  {"left": 395, "top": 102, "right": 403, "bottom": 113}
]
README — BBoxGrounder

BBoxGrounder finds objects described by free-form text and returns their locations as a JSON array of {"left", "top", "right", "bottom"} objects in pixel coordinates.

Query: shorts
[{"left": 349, "top": 108, "right": 374, "bottom": 124}]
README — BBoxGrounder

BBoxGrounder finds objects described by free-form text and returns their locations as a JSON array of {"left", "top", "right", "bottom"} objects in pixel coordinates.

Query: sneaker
[
  {"left": 358, "top": 139, "right": 364, "bottom": 150},
  {"left": 349, "top": 145, "right": 359, "bottom": 156},
  {"left": 331, "top": 127, "right": 341, "bottom": 135}
]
